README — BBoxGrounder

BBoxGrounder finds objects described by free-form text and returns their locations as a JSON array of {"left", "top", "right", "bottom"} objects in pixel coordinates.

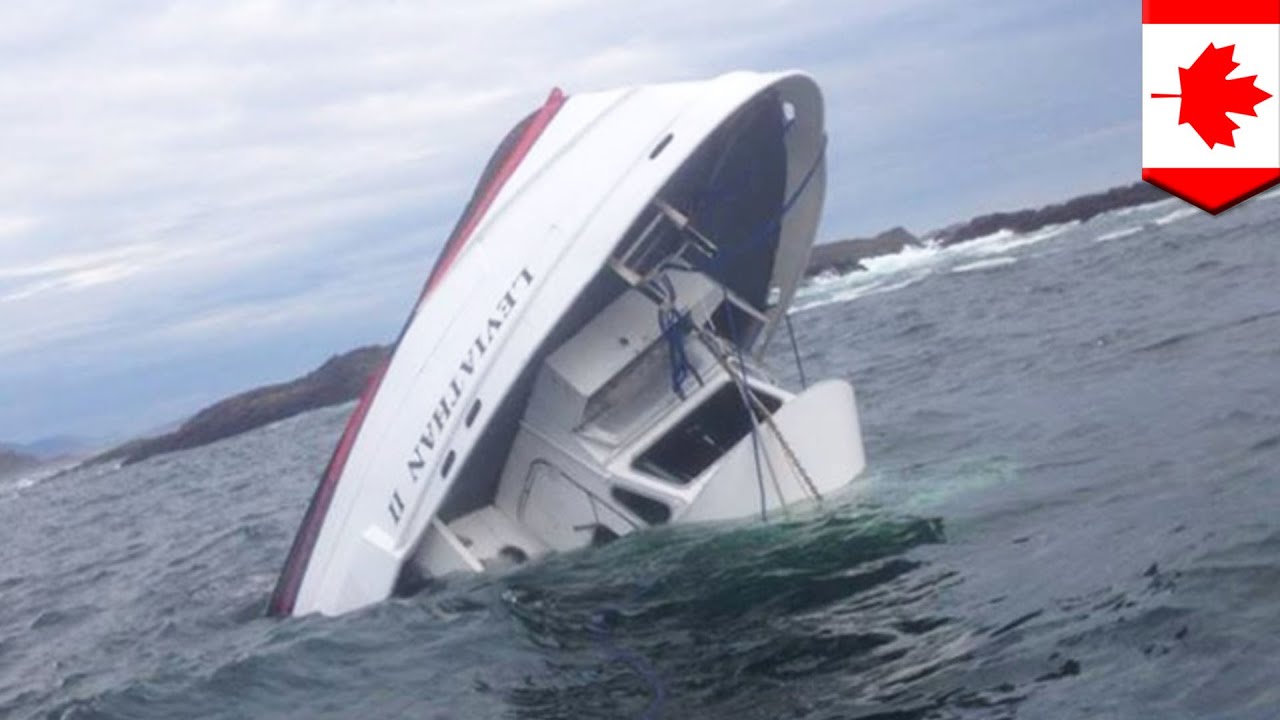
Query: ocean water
[{"left": 3, "top": 192, "right": 1279, "bottom": 719}]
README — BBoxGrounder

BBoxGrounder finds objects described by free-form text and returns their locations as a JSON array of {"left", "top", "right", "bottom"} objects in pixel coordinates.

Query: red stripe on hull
[
  {"left": 1143, "top": 0, "right": 1280, "bottom": 24},
  {"left": 1143, "top": 167, "right": 1280, "bottom": 214},
  {"left": 266, "top": 358, "right": 389, "bottom": 616},
  {"left": 421, "top": 88, "right": 567, "bottom": 301},
  {"left": 267, "top": 88, "right": 568, "bottom": 617}
]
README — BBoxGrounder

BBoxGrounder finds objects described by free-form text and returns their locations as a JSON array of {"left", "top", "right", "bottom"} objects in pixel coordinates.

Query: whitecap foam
[
  {"left": 793, "top": 243, "right": 946, "bottom": 310},
  {"left": 958, "top": 223, "right": 1077, "bottom": 259},
  {"left": 1106, "top": 198, "right": 1178, "bottom": 220},
  {"left": 857, "top": 243, "right": 947, "bottom": 276},
  {"left": 1154, "top": 206, "right": 1200, "bottom": 226},
  {"left": 794, "top": 222, "right": 1076, "bottom": 312},
  {"left": 1095, "top": 226, "right": 1142, "bottom": 243},
  {"left": 792, "top": 276, "right": 928, "bottom": 313},
  {"left": 943, "top": 229, "right": 1015, "bottom": 258},
  {"left": 4, "top": 463, "right": 72, "bottom": 492},
  {"left": 951, "top": 257, "right": 1017, "bottom": 274},
  {"left": 0, "top": 471, "right": 43, "bottom": 501},
  {"left": 808, "top": 225, "right": 1053, "bottom": 286},
  {"left": 803, "top": 269, "right": 847, "bottom": 287}
]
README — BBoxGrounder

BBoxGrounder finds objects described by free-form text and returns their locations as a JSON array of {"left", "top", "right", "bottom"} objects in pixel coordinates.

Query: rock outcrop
[
  {"left": 806, "top": 227, "right": 921, "bottom": 275},
  {"left": 94, "top": 345, "right": 389, "bottom": 466}
]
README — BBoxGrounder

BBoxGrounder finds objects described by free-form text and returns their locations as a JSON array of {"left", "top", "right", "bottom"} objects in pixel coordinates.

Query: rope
[
  {"left": 687, "top": 320, "right": 822, "bottom": 503},
  {"left": 684, "top": 133, "right": 827, "bottom": 504},
  {"left": 784, "top": 312, "right": 808, "bottom": 389},
  {"left": 646, "top": 136, "right": 830, "bottom": 510},
  {"left": 720, "top": 287, "right": 770, "bottom": 521},
  {"left": 588, "top": 584, "right": 667, "bottom": 719},
  {"left": 754, "top": 407, "right": 791, "bottom": 518},
  {"left": 751, "top": 388, "right": 823, "bottom": 502},
  {"left": 658, "top": 307, "right": 691, "bottom": 398},
  {"left": 581, "top": 102, "right": 819, "bottom": 717}
]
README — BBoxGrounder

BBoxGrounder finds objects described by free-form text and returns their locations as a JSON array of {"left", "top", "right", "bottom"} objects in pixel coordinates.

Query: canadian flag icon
[{"left": 1143, "top": 0, "right": 1280, "bottom": 213}]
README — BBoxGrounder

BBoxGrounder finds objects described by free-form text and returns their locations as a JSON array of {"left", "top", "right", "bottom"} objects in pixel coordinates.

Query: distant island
[
  {"left": 0, "top": 449, "right": 41, "bottom": 479},
  {"left": 90, "top": 345, "right": 388, "bottom": 467},
  {"left": 85, "top": 179, "right": 1173, "bottom": 467},
  {"left": 0, "top": 436, "right": 100, "bottom": 479}
]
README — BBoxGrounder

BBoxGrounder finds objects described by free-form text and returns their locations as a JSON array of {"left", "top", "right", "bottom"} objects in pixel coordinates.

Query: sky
[{"left": 0, "top": 0, "right": 1140, "bottom": 444}]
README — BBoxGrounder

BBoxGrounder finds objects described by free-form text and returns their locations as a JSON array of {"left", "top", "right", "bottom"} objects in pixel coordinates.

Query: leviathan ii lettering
[{"left": 388, "top": 266, "right": 535, "bottom": 525}]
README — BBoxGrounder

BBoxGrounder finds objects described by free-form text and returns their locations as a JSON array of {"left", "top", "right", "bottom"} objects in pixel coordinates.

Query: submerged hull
[{"left": 271, "top": 71, "right": 862, "bottom": 618}]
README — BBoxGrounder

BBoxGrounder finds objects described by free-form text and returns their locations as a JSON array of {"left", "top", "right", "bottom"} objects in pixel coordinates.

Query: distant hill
[
  {"left": 0, "top": 449, "right": 41, "bottom": 479},
  {"left": 0, "top": 435, "right": 100, "bottom": 460},
  {"left": 91, "top": 345, "right": 389, "bottom": 467}
]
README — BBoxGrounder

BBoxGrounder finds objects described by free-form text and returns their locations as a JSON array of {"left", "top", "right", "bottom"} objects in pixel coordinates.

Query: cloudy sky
[{"left": 0, "top": 0, "right": 1137, "bottom": 444}]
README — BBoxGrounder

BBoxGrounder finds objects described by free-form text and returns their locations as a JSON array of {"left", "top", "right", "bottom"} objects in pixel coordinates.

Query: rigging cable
[
  {"left": 721, "top": 286, "right": 770, "bottom": 521},
  {"left": 784, "top": 312, "right": 808, "bottom": 390},
  {"left": 690, "top": 130, "right": 828, "bottom": 504},
  {"left": 594, "top": 102, "right": 825, "bottom": 718},
  {"left": 689, "top": 321, "right": 821, "bottom": 503},
  {"left": 588, "top": 582, "right": 667, "bottom": 720}
]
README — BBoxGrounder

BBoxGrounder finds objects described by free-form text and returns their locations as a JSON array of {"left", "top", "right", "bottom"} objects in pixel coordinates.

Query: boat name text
[{"left": 389, "top": 266, "right": 535, "bottom": 526}]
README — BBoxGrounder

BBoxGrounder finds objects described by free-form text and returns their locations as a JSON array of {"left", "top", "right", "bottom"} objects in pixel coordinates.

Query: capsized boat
[{"left": 269, "top": 71, "right": 866, "bottom": 617}]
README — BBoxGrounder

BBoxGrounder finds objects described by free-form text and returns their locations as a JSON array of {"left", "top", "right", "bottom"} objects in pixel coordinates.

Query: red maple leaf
[{"left": 1152, "top": 43, "right": 1273, "bottom": 149}]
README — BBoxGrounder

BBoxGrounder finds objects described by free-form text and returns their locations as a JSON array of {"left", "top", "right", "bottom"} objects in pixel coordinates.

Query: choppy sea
[{"left": 3, "top": 190, "right": 1280, "bottom": 719}]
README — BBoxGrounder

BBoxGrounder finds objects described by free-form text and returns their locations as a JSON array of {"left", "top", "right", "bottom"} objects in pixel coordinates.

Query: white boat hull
[{"left": 270, "top": 70, "right": 864, "bottom": 618}]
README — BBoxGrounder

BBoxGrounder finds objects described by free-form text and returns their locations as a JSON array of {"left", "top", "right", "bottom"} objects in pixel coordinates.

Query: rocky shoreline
[
  {"left": 87, "top": 180, "right": 1174, "bottom": 466},
  {"left": 806, "top": 181, "right": 1170, "bottom": 275},
  {"left": 805, "top": 226, "right": 921, "bottom": 275}
]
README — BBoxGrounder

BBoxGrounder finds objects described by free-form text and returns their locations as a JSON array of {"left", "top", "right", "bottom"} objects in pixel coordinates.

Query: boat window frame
[{"left": 630, "top": 380, "right": 781, "bottom": 486}]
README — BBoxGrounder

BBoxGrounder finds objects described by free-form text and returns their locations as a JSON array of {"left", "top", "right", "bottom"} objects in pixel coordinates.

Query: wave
[
  {"left": 1095, "top": 226, "right": 1143, "bottom": 243},
  {"left": 1154, "top": 207, "right": 1200, "bottom": 226},
  {"left": 793, "top": 242, "right": 947, "bottom": 313},
  {"left": 951, "top": 257, "right": 1017, "bottom": 274},
  {"left": 981, "top": 222, "right": 1077, "bottom": 255},
  {"left": 1108, "top": 197, "right": 1178, "bottom": 218},
  {"left": 0, "top": 462, "right": 78, "bottom": 500},
  {"left": 806, "top": 270, "right": 849, "bottom": 286},
  {"left": 793, "top": 277, "right": 928, "bottom": 312},
  {"left": 794, "top": 225, "right": 1073, "bottom": 313}
]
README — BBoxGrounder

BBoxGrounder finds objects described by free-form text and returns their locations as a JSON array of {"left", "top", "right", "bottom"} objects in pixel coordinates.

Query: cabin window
[
  {"left": 709, "top": 300, "right": 763, "bottom": 348},
  {"left": 633, "top": 383, "right": 781, "bottom": 485},
  {"left": 582, "top": 337, "right": 677, "bottom": 437},
  {"left": 611, "top": 487, "right": 672, "bottom": 525},
  {"left": 441, "top": 450, "right": 456, "bottom": 478}
]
